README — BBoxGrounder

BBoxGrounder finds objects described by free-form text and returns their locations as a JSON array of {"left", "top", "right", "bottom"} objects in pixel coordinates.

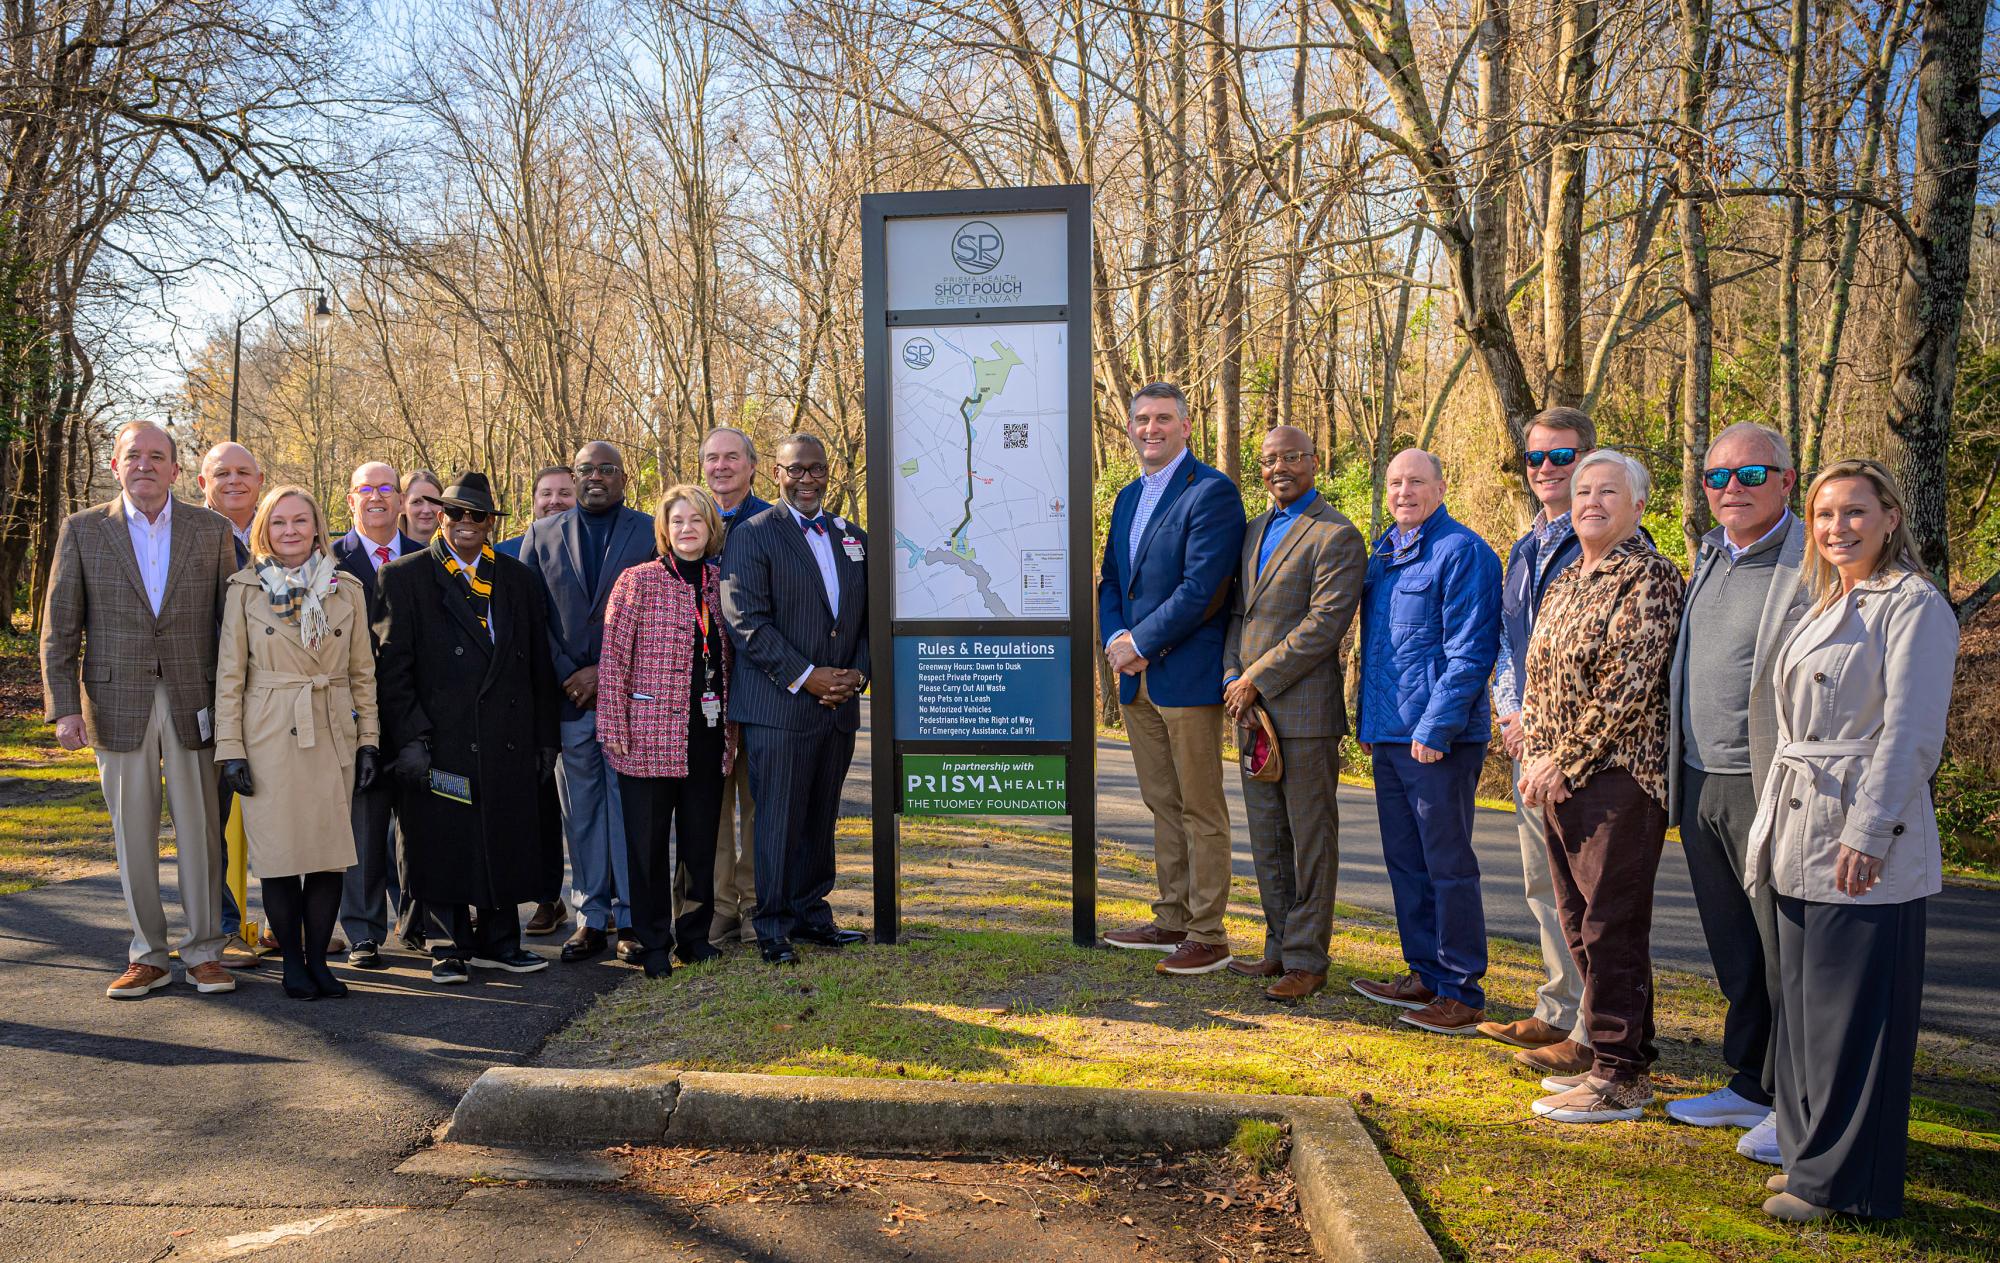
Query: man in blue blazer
[
  {"left": 516, "top": 443, "right": 656, "bottom": 963},
  {"left": 702, "top": 426, "right": 772, "bottom": 948},
  {"left": 331, "top": 461, "right": 424, "bottom": 965},
  {"left": 1349, "top": 448, "right": 1501, "bottom": 1037},
  {"left": 718, "top": 434, "right": 869, "bottom": 965},
  {"left": 1098, "top": 382, "right": 1247, "bottom": 977}
]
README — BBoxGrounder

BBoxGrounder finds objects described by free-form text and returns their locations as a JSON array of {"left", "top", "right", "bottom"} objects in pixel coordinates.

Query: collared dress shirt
[
  {"left": 360, "top": 530, "right": 402, "bottom": 573},
  {"left": 1723, "top": 509, "right": 1793, "bottom": 562},
  {"left": 123, "top": 493, "right": 172, "bottom": 617},
  {"left": 785, "top": 502, "right": 844, "bottom": 693},
  {"left": 1126, "top": 446, "right": 1191, "bottom": 570},
  {"left": 1256, "top": 488, "right": 1319, "bottom": 577}
]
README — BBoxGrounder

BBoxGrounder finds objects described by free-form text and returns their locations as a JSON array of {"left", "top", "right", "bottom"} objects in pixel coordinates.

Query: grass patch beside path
[
  {"left": 545, "top": 818, "right": 2000, "bottom": 1263},
  {"left": 0, "top": 711, "right": 117, "bottom": 894}
]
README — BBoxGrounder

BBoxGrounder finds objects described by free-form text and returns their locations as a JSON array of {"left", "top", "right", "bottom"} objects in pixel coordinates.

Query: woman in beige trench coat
[{"left": 214, "top": 487, "right": 383, "bottom": 1000}]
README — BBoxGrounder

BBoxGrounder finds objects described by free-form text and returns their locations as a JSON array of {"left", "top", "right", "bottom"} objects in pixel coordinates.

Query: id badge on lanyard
[
  {"left": 836, "top": 517, "right": 864, "bottom": 563},
  {"left": 701, "top": 691, "right": 721, "bottom": 727},
  {"left": 694, "top": 588, "right": 720, "bottom": 727}
]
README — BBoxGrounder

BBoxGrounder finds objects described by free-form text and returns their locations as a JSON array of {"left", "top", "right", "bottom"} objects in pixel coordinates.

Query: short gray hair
[
  {"left": 1129, "top": 381, "right": 1189, "bottom": 421},
  {"left": 1710, "top": 421, "right": 1793, "bottom": 471},
  {"left": 703, "top": 426, "right": 758, "bottom": 464},
  {"left": 1572, "top": 449, "right": 1651, "bottom": 503}
]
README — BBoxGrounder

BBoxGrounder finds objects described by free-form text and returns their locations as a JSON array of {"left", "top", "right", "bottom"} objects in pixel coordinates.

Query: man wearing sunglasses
[
  {"left": 517, "top": 441, "right": 657, "bottom": 964},
  {"left": 1663, "top": 421, "right": 1813, "bottom": 1163},
  {"left": 1476, "top": 407, "right": 1598, "bottom": 1063},
  {"left": 332, "top": 462, "right": 424, "bottom": 967}
]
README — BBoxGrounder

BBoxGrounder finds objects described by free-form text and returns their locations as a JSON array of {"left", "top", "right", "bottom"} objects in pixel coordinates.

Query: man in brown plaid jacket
[
  {"left": 41, "top": 420, "right": 240, "bottom": 999},
  {"left": 1221, "top": 425, "right": 1367, "bottom": 1002}
]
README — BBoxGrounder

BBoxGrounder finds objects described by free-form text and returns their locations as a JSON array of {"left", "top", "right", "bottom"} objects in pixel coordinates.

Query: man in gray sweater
[{"left": 1664, "top": 422, "right": 1813, "bottom": 1164}]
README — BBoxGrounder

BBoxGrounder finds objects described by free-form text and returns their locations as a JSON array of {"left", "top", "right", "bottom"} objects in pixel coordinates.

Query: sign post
[{"left": 862, "top": 185, "right": 1096, "bottom": 947}]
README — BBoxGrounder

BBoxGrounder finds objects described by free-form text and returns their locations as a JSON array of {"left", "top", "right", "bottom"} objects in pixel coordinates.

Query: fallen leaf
[
  {"left": 878, "top": 1227, "right": 903, "bottom": 1237},
  {"left": 971, "top": 1192, "right": 1007, "bottom": 1205},
  {"left": 1120, "top": 1215, "right": 1136, "bottom": 1226},
  {"left": 887, "top": 1203, "right": 929, "bottom": 1224},
  {"left": 1202, "top": 1191, "right": 1235, "bottom": 1209},
  {"left": 169, "top": 1229, "right": 194, "bottom": 1238}
]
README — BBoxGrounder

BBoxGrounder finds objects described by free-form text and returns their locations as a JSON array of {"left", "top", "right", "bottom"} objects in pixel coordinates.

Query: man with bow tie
[{"left": 718, "top": 433, "right": 870, "bottom": 965}]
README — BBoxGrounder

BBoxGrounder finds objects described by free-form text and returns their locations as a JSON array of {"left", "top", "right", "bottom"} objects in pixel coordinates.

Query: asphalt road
[{"left": 838, "top": 701, "right": 1998, "bottom": 1043}]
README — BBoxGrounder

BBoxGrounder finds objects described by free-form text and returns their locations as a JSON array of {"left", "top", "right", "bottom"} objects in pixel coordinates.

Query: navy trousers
[
  {"left": 1371, "top": 741, "right": 1488, "bottom": 1008},
  {"left": 740, "top": 720, "right": 854, "bottom": 945}
]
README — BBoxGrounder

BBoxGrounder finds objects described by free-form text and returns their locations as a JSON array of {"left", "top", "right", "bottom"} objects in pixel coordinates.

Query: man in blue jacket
[
  {"left": 1098, "top": 382, "right": 1247, "bottom": 977},
  {"left": 1351, "top": 447, "right": 1501, "bottom": 1034}
]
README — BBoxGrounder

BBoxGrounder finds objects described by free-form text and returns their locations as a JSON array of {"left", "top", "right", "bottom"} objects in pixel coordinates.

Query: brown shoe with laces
[
  {"left": 1103, "top": 925, "right": 1187, "bottom": 952},
  {"left": 186, "top": 961, "right": 237, "bottom": 994},
  {"left": 1155, "top": 941, "right": 1234, "bottom": 975},
  {"left": 1265, "top": 970, "right": 1327, "bottom": 1002},
  {"left": 1227, "top": 956, "right": 1282, "bottom": 978},
  {"left": 106, "top": 963, "right": 171, "bottom": 999},
  {"left": 1477, "top": 1016, "right": 1570, "bottom": 1049},
  {"left": 1350, "top": 972, "right": 1436, "bottom": 1010},
  {"left": 1398, "top": 997, "right": 1484, "bottom": 1034}
]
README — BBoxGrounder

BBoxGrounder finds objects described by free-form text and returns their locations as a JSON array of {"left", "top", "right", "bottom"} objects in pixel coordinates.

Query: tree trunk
[
  {"left": 1539, "top": 0, "right": 1597, "bottom": 409},
  {"left": 1777, "top": 0, "right": 1807, "bottom": 460},
  {"left": 1205, "top": 0, "right": 1243, "bottom": 483},
  {"left": 1677, "top": 0, "right": 1716, "bottom": 561}
]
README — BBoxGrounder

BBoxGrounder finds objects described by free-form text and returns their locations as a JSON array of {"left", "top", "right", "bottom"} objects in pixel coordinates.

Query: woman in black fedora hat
[{"left": 373, "top": 472, "right": 564, "bottom": 983}]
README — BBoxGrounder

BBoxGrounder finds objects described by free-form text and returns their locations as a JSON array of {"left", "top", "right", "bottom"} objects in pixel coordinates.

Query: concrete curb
[{"left": 436, "top": 1067, "right": 1441, "bottom": 1263}]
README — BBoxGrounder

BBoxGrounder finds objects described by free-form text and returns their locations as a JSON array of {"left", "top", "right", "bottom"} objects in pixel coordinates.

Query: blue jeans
[
  {"left": 1372, "top": 741, "right": 1488, "bottom": 1008},
  {"left": 557, "top": 711, "right": 630, "bottom": 930}
]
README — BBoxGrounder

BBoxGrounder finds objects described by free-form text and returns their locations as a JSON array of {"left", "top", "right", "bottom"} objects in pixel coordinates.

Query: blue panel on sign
[{"left": 894, "top": 637, "right": 1071, "bottom": 741}]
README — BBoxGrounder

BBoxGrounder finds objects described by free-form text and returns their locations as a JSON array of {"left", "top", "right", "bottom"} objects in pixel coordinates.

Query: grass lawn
[
  {"left": 0, "top": 711, "right": 117, "bottom": 894},
  {"left": 545, "top": 818, "right": 2000, "bottom": 1263}
]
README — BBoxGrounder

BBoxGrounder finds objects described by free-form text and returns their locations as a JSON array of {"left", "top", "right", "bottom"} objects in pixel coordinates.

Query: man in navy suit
[
  {"left": 1099, "top": 382, "right": 1247, "bottom": 976},
  {"left": 495, "top": 465, "right": 576, "bottom": 560},
  {"left": 702, "top": 426, "right": 772, "bottom": 947},
  {"left": 331, "top": 461, "right": 424, "bottom": 966},
  {"left": 719, "top": 434, "right": 868, "bottom": 965},
  {"left": 517, "top": 442, "right": 656, "bottom": 963}
]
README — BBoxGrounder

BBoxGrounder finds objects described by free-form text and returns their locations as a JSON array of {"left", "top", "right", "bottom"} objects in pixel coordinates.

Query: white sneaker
[
  {"left": 1665, "top": 1086, "right": 1771, "bottom": 1128},
  {"left": 1736, "top": 1113, "right": 1782, "bottom": 1165}
]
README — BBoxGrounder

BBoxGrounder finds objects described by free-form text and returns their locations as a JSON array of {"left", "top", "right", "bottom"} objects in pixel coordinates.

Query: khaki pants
[
  {"left": 95, "top": 685, "right": 225, "bottom": 969},
  {"left": 708, "top": 757, "right": 758, "bottom": 944},
  {"left": 1121, "top": 678, "right": 1232, "bottom": 945}
]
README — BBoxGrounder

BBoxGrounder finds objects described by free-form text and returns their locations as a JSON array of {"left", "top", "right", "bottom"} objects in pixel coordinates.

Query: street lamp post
[{"left": 228, "top": 287, "right": 335, "bottom": 442}]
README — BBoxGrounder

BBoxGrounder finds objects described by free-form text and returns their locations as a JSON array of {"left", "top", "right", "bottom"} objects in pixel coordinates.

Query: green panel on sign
[{"left": 902, "top": 754, "right": 1067, "bottom": 815}]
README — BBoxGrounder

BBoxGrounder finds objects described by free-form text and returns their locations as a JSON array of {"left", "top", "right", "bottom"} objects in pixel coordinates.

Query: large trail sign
[{"left": 863, "top": 186, "right": 1098, "bottom": 947}]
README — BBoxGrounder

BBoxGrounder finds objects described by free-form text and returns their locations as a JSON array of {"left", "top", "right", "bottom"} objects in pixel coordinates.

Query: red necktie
[{"left": 375, "top": 545, "right": 390, "bottom": 567}]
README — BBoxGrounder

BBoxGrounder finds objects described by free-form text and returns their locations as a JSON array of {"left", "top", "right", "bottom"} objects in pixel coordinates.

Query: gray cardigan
[{"left": 1744, "top": 569, "right": 1959, "bottom": 904}]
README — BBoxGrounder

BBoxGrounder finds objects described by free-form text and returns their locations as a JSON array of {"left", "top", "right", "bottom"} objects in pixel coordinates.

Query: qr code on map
[{"left": 1002, "top": 423, "right": 1029, "bottom": 449}]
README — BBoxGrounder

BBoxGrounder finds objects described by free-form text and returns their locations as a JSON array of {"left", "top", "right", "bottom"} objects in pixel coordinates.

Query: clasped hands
[
  {"left": 1516, "top": 753, "right": 1571, "bottom": 809},
  {"left": 1105, "top": 632, "right": 1148, "bottom": 677},
  {"left": 804, "top": 666, "right": 865, "bottom": 708}
]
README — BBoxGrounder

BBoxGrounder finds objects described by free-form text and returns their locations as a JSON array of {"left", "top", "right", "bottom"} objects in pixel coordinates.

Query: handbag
[{"left": 1239, "top": 702, "right": 1283, "bottom": 783}]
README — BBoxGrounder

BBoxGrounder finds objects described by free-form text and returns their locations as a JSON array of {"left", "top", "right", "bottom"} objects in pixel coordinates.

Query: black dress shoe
[
  {"left": 760, "top": 940, "right": 799, "bottom": 965},
  {"left": 675, "top": 943, "right": 724, "bottom": 967},
  {"left": 347, "top": 941, "right": 388, "bottom": 971},
  {"left": 561, "top": 926, "right": 608, "bottom": 963},
  {"left": 794, "top": 925, "right": 866, "bottom": 947},
  {"left": 614, "top": 931, "right": 643, "bottom": 964},
  {"left": 471, "top": 947, "right": 549, "bottom": 973}
]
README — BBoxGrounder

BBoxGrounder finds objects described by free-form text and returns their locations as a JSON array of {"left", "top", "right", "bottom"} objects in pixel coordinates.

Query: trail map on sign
[{"left": 891, "top": 323, "right": 1069, "bottom": 619}]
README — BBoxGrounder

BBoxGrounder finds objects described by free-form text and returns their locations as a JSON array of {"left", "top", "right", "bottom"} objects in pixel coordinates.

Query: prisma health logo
[{"left": 951, "top": 221, "right": 1004, "bottom": 274}]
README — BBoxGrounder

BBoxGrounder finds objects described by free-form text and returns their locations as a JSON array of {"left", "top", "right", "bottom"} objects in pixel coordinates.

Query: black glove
[
  {"left": 219, "top": 759, "right": 255, "bottom": 797},
  {"left": 354, "top": 745, "right": 382, "bottom": 793},
  {"left": 538, "top": 747, "right": 560, "bottom": 783},
  {"left": 392, "top": 739, "right": 432, "bottom": 787}
]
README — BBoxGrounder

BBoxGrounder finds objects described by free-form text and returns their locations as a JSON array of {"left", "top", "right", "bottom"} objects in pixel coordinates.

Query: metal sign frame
[{"left": 862, "top": 184, "right": 1097, "bottom": 948}]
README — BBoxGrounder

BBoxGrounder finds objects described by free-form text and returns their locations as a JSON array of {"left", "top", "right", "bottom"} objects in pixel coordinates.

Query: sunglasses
[
  {"left": 441, "top": 506, "right": 491, "bottom": 524},
  {"left": 1703, "top": 465, "right": 1774, "bottom": 490},
  {"left": 1525, "top": 448, "right": 1578, "bottom": 468}
]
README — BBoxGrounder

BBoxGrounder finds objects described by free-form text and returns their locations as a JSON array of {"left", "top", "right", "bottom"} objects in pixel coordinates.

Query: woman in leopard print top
[{"left": 1517, "top": 450, "right": 1686, "bottom": 1125}]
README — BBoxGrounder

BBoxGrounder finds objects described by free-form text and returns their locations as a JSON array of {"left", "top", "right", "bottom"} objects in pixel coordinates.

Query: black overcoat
[{"left": 374, "top": 548, "right": 560, "bottom": 908}]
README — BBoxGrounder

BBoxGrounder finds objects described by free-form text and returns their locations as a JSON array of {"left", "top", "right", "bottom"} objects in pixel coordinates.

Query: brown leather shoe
[
  {"left": 186, "top": 961, "right": 237, "bottom": 994},
  {"left": 1513, "top": 1038, "right": 1595, "bottom": 1074},
  {"left": 1398, "top": 997, "right": 1484, "bottom": 1034},
  {"left": 1103, "top": 925, "right": 1187, "bottom": 952},
  {"left": 1477, "top": 1016, "right": 1570, "bottom": 1049},
  {"left": 106, "top": 963, "right": 171, "bottom": 999},
  {"left": 1265, "top": 970, "right": 1327, "bottom": 1002},
  {"left": 523, "top": 901, "right": 565, "bottom": 936},
  {"left": 1227, "top": 956, "right": 1282, "bottom": 978},
  {"left": 219, "top": 936, "right": 263, "bottom": 969},
  {"left": 1350, "top": 972, "right": 1436, "bottom": 1010},
  {"left": 1155, "top": 941, "right": 1234, "bottom": 975}
]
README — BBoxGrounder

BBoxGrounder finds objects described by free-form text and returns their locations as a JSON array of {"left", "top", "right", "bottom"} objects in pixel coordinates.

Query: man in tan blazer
[
  {"left": 1221, "top": 426, "right": 1366, "bottom": 1001},
  {"left": 41, "top": 420, "right": 240, "bottom": 998}
]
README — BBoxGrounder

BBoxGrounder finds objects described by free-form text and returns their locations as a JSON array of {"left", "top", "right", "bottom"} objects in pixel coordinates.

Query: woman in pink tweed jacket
[{"left": 598, "top": 485, "right": 738, "bottom": 975}]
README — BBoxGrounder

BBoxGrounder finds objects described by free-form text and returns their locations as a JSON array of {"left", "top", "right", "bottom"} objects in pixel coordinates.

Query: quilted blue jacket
[{"left": 1356, "top": 507, "right": 1502, "bottom": 750}]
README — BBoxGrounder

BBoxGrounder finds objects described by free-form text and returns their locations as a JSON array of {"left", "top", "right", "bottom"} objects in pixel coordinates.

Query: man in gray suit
[
  {"left": 41, "top": 421, "right": 240, "bottom": 998},
  {"left": 1664, "top": 421, "right": 1814, "bottom": 1163},
  {"left": 1221, "top": 426, "right": 1366, "bottom": 1002},
  {"left": 517, "top": 441, "right": 656, "bottom": 963}
]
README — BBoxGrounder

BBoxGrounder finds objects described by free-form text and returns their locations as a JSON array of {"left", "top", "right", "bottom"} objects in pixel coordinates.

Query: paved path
[{"left": 839, "top": 702, "right": 1999, "bottom": 1043}]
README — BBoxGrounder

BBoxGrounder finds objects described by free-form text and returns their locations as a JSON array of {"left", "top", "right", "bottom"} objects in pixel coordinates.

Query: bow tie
[{"left": 799, "top": 516, "right": 826, "bottom": 536}]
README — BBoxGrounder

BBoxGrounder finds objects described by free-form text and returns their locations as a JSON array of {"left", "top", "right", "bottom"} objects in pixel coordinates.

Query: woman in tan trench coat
[{"left": 214, "top": 487, "right": 383, "bottom": 1000}]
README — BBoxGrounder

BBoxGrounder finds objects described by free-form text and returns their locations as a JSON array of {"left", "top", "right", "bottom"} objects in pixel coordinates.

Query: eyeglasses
[
  {"left": 1525, "top": 448, "right": 1578, "bottom": 468},
  {"left": 1703, "top": 465, "right": 1774, "bottom": 490},
  {"left": 441, "top": 506, "right": 491, "bottom": 523},
  {"left": 1256, "top": 450, "right": 1313, "bottom": 469},
  {"left": 573, "top": 463, "right": 622, "bottom": 479},
  {"left": 350, "top": 483, "right": 397, "bottom": 497},
  {"left": 776, "top": 462, "right": 829, "bottom": 479}
]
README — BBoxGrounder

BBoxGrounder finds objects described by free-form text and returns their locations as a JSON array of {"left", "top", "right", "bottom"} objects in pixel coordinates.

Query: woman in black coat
[{"left": 374, "top": 472, "right": 562, "bottom": 984}]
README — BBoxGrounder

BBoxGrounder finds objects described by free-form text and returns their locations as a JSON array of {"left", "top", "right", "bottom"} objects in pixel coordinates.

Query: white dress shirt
[
  {"left": 123, "top": 493, "right": 172, "bottom": 617},
  {"left": 785, "top": 502, "right": 842, "bottom": 693},
  {"left": 358, "top": 529, "right": 402, "bottom": 572}
]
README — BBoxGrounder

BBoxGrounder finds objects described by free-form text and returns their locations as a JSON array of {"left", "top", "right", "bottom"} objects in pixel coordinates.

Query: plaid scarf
[
  {"left": 431, "top": 532, "right": 494, "bottom": 631},
  {"left": 254, "top": 551, "right": 338, "bottom": 650}
]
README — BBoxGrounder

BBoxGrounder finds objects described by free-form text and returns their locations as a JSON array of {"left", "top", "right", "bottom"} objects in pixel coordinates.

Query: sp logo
[
  {"left": 951, "top": 221, "right": 1004, "bottom": 274},
  {"left": 902, "top": 338, "right": 935, "bottom": 369}
]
